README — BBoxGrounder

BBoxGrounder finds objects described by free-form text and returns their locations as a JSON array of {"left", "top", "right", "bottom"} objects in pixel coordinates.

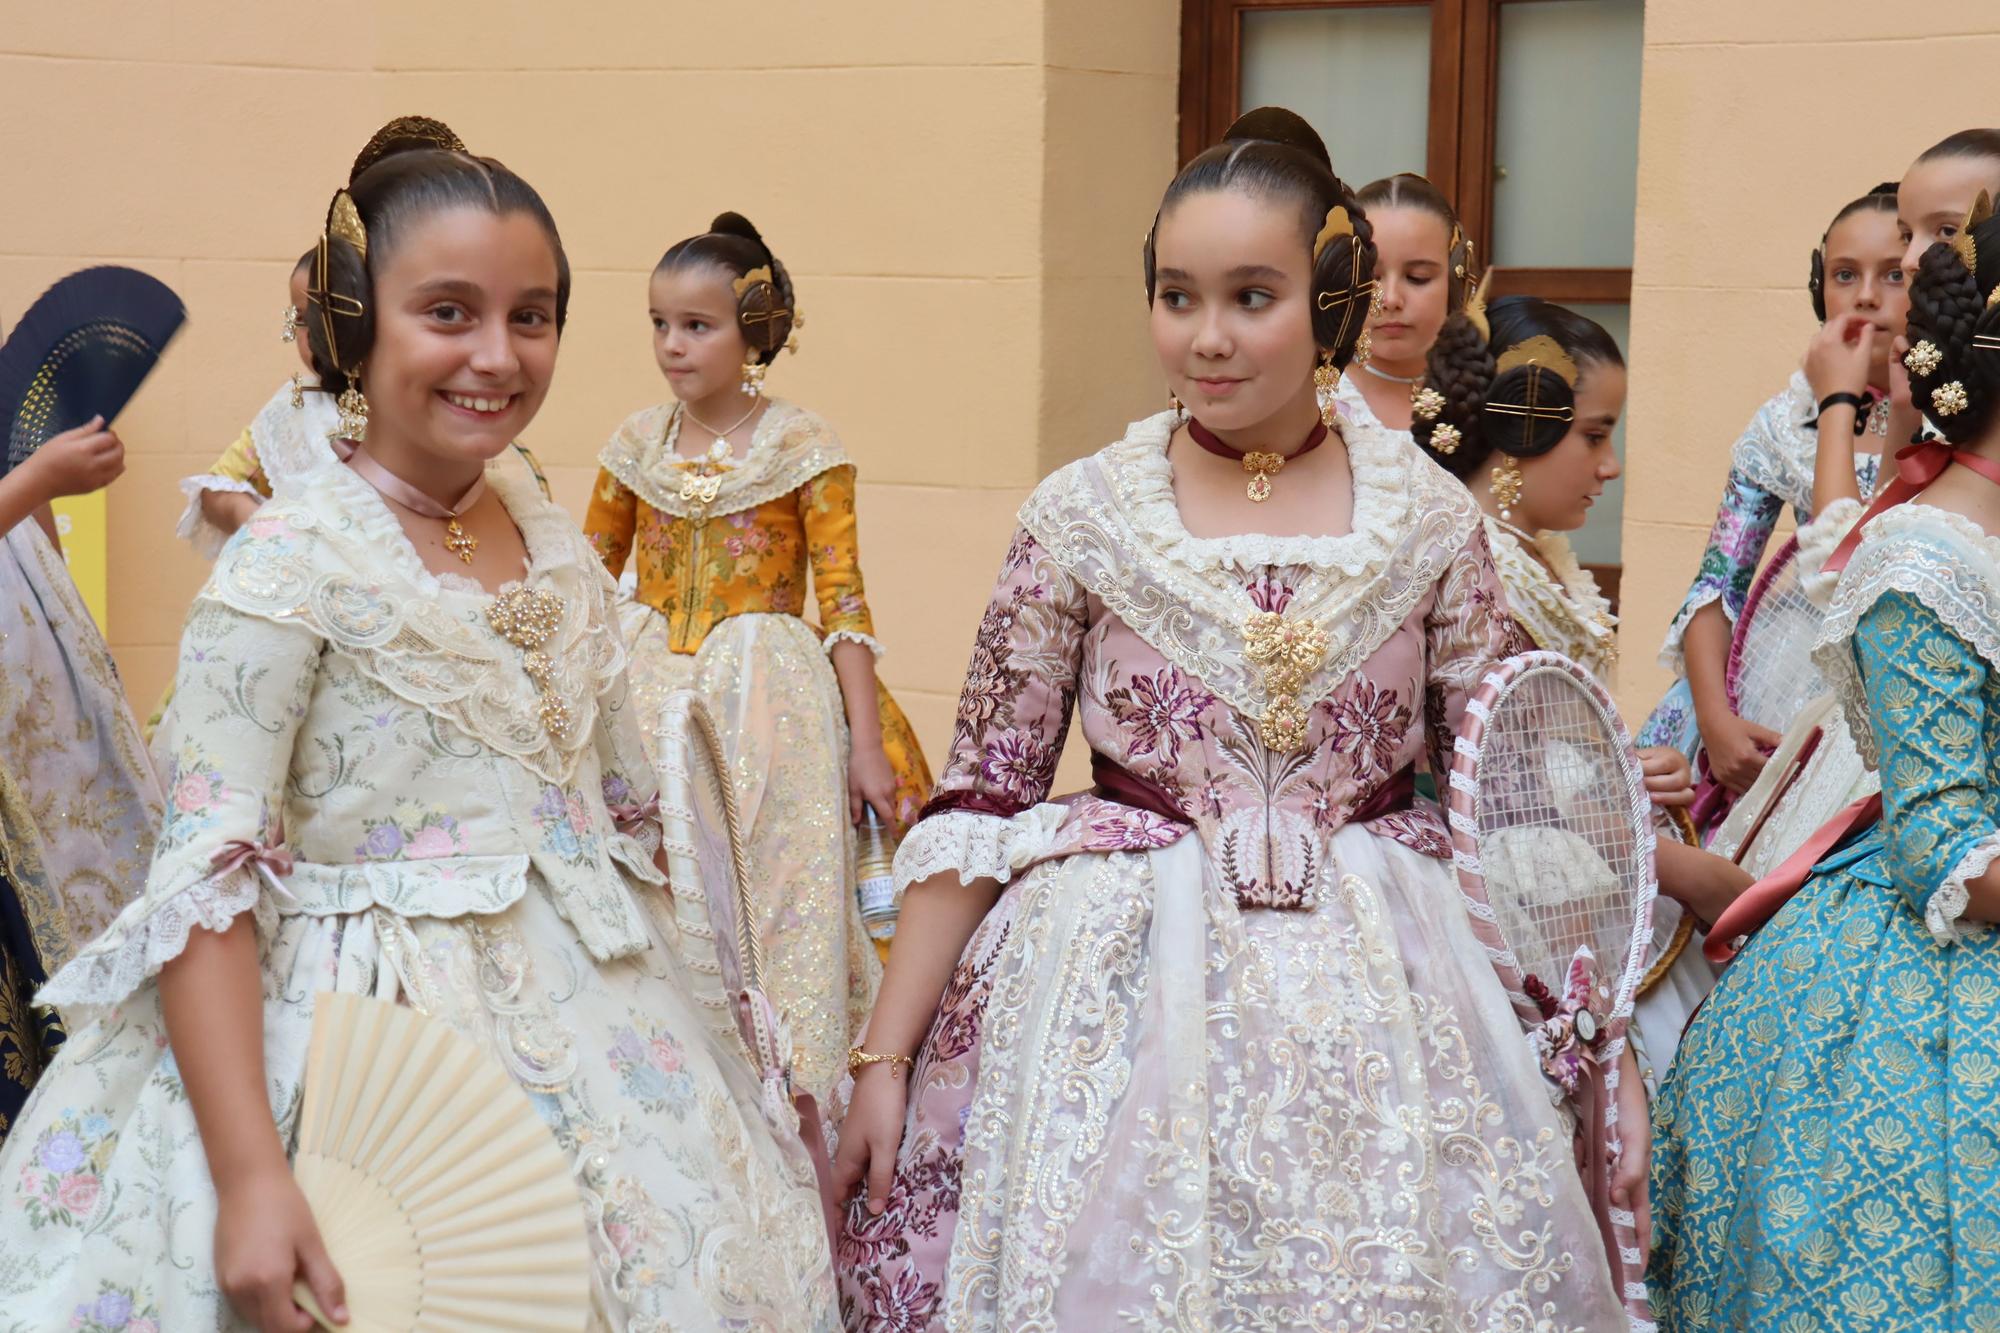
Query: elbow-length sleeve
[
  {"left": 1423, "top": 522, "right": 1531, "bottom": 781},
  {"left": 1856, "top": 590, "right": 2000, "bottom": 945},
  {"left": 798, "top": 463, "right": 883, "bottom": 657},
  {"left": 892, "top": 528, "right": 1089, "bottom": 890},
  {"left": 40, "top": 595, "right": 320, "bottom": 1008},
  {"left": 174, "top": 428, "right": 272, "bottom": 559},
  {"left": 1656, "top": 467, "right": 1785, "bottom": 675},
  {"left": 583, "top": 467, "right": 639, "bottom": 581}
]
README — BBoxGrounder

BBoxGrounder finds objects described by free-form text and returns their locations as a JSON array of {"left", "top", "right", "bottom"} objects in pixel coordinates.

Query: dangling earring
[
  {"left": 1490, "top": 455, "right": 1525, "bottom": 521},
  {"left": 1312, "top": 350, "right": 1340, "bottom": 429},
  {"left": 288, "top": 374, "right": 306, "bottom": 409},
  {"left": 1168, "top": 389, "right": 1184, "bottom": 415},
  {"left": 740, "top": 354, "right": 768, "bottom": 399},
  {"left": 336, "top": 381, "right": 370, "bottom": 442},
  {"left": 1353, "top": 329, "right": 1373, "bottom": 365},
  {"left": 280, "top": 303, "right": 300, "bottom": 344}
]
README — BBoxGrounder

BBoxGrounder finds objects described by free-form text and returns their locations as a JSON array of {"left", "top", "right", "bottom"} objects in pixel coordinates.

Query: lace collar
[
  {"left": 1020, "top": 409, "right": 1478, "bottom": 722},
  {"left": 1735, "top": 371, "right": 1882, "bottom": 515},
  {"left": 248, "top": 375, "right": 342, "bottom": 487},
  {"left": 597, "top": 397, "right": 851, "bottom": 520},
  {"left": 1485, "top": 517, "right": 1617, "bottom": 680},
  {"left": 206, "top": 457, "right": 622, "bottom": 784},
  {"left": 1812, "top": 502, "right": 2000, "bottom": 770},
  {"left": 1333, "top": 372, "right": 1415, "bottom": 448}
]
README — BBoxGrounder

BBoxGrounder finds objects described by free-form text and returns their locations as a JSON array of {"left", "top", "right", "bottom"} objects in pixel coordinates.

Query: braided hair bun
[
  {"left": 656, "top": 213, "right": 798, "bottom": 365},
  {"left": 1903, "top": 210, "right": 2000, "bottom": 444},
  {"left": 350, "top": 115, "right": 467, "bottom": 184},
  {"left": 1143, "top": 107, "right": 1377, "bottom": 370},
  {"left": 1412, "top": 296, "right": 1622, "bottom": 479}
]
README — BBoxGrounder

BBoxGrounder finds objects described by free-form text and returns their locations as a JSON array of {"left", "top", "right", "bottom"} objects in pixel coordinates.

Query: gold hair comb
[
  {"left": 1496, "top": 334, "right": 1579, "bottom": 387},
  {"left": 329, "top": 190, "right": 368, "bottom": 260},
  {"left": 1312, "top": 206, "right": 1355, "bottom": 262},
  {"left": 1951, "top": 190, "right": 1991, "bottom": 275},
  {"left": 732, "top": 265, "right": 773, "bottom": 298},
  {"left": 1464, "top": 271, "right": 1493, "bottom": 342}
]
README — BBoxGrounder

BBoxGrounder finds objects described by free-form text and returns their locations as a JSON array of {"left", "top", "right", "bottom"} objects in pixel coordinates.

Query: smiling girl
[
  {"left": 831, "top": 108, "right": 1626, "bottom": 1329},
  {"left": 0, "top": 151, "right": 835, "bottom": 1330},
  {"left": 584, "top": 214, "right": 931, "bottom": 1109}
]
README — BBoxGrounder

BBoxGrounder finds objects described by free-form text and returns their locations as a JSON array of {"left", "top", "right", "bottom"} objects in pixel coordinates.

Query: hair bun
[
  {"left": 708, "top": 212, "right": 767, "bottom": 247},
  {"left": 350, "top": 115, "right": 466, "bottom": 184},
  {"left": 1222, "top": 107, "right": 1331, "bottom": 170}
]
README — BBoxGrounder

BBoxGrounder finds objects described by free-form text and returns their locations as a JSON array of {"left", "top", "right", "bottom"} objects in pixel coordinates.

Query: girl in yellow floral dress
[{"left": 585, "top": 213, "right": 930, "bottom": 1109}]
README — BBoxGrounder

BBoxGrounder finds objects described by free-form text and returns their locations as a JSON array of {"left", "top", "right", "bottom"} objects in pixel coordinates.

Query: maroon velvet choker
[{"left": 1185, "top": 417, "right": 1328, "bottom": 502}]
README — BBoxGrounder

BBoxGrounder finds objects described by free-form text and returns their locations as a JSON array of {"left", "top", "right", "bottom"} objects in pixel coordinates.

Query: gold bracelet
[{"left": 847, "top": 1045, "right": 915, "bottom": 1078}]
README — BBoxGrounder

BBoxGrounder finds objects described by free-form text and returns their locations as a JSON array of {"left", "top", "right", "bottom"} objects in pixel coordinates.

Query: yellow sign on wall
[{"left": 49, "top": 491, "right": 108, "bottom": 632}]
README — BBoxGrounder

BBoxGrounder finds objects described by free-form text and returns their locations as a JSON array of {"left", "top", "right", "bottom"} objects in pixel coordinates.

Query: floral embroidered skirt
[
  {"left": 1650, "top": 837, "right": 2000, "bottom": 1329},
  {"left": 835, "top": 824, "right": 1623, "bottom": 1331},
  {"left": 0, "top": 883, "right": 837, "bottom": 1331},
  {"left": 621, "top": 606, "right": 930, "bottom": 1101}
]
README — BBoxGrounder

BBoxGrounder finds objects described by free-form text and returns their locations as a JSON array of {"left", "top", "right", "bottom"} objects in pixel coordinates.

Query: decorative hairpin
[
  {"left": 1429, "top": 422, "right": 1462, "bottom": 455},
  {"left": 1933, "top": 381, "right": 1970, "bottom": 416},
  {"left": 1905, "top": 340, "right": 1944, "bottom": 376},
  {"left": 1312, "top": 205, "right": 1355, "bottom": 262},
  {"left": 329, "top": 190, "right": 368, "bottom": 259},
  {"left": 308, "top": 189, "right": 370, "bottom": 374},
  {"left": 1464, "top": 271, "right": 1493, "bottom": 342},
  {"left": 1951, "top": 190, "right": 1991, "bottom": 275},
  {"left": 1412, "top": 385, "right": 1447, "bottom": 421},
  {"left": 1495, "top": 334, "right": 1580, "bottom": 387}
]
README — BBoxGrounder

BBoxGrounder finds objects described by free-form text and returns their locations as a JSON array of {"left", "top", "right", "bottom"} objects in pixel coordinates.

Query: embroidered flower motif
[
  {"left": 19, "top": 1111, "right": 115, "bottom": 1230},
  {"left": 607, "top": 1023, "right": 695, "bottom": 1115},
  {"left": 978, "top": 729, "right": 1053, "bottom": 807},
  {"left": 1104, "top": 668, "right": 1214, "bottom": 767},
  {"left": 1324, "top": 681, "right": 1410, "bottom": 774},
  {"left": 1082, "top": 805, "right": 1184, "bottom": 850},
  {"left": 67, "top": 1284, "right": 157, "bottom": 1333},
  {"left": 1246, "top": 574, "right": 1296, "bottom": 614},
  {"left": 354, "top": 807, "right": 465, "bottom": 862}
]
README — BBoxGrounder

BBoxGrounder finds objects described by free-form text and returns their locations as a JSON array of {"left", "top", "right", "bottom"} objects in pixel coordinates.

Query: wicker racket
[{"left": 1447, "top": 650, "right": 1656, "bottom": 1328}]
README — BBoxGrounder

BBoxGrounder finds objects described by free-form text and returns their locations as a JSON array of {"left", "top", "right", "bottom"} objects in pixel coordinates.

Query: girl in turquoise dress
[{"left": 1648, "top": 204, "right": 2000, "bottom": 1327}]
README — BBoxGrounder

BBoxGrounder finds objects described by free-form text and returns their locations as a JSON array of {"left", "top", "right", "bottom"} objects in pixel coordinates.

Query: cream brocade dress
[
  {"left": 835, "top": 411, "right": 1622, "bottom": 1330},
  {"left": 0, "top": 463, "right": 834, "bottom": 1331}
]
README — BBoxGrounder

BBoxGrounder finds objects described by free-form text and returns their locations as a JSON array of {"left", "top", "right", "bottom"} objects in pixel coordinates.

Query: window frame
[{"left": 1177, "top": 0, "right": 1633, "bottom": 304}]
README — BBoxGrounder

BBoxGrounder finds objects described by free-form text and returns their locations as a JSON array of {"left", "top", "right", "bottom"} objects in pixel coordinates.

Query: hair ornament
[
  {"left": 1464, "top": 271, "right": 1493, "bottom": 342},
  {"left": 1312, "top": 205, "right": 1356, "bottom": 262},
  {"left": 732, "top": 265, "right": 774, "bottom": 300},
  {"left": 308, "top": 189, "right": 370, "bottom": 373},
  {"left": 1495, "top": 334, "right": 1580, "bottom": 387},
  {"left": 1412, "top": 384, "right": 1447, "bottom": 421},
  {"left": 1933, "top": 381, "right": 1971, "bottom": 416},
  {"left": 328, "top": 190, "right": 368, "bottom": 260},
  {"left": 350, "top": 115, "right": 466, "bottom": 182},
  {"left": 1951, "top": 190, "right": 1991, "bottom": 275},
  {"left": 1906, "top": 339, "right": 1944, "bottom": 376},
  {"left": 1429, "top": 422, "right": 1462, "bottom": 455}
]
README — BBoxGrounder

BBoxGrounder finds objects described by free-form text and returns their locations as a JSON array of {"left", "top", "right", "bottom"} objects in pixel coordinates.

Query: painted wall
[
  {"left": 1618, "top": 1, "right": 2000, "bottom": 722},
  {"left": 0, "top": 1, "right": 1179, "bottom": 782}
]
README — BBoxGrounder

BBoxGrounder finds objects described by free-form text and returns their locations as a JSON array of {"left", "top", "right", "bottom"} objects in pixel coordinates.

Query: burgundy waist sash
[{"left": 1090, "top": 751, "right": 1417, "bottom": 827}]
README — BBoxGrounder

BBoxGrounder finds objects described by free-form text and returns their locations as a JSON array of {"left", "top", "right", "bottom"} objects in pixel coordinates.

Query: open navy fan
[{"left": 0, "top": 267, "right": 186, "bottom": 474}]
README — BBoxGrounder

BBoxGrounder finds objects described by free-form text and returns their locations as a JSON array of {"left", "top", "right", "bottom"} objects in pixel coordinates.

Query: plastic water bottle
[{"left": 856, "top": 805, "right": 900, "bottom": 943}]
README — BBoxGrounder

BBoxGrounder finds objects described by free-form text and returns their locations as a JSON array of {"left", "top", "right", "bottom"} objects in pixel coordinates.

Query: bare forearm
[
  {"left": 200, "top": 488, "right": 262, "bottom": 539},
  {"left": 830, "top": 639, "right": 883, "bottom": 745},
  {"left": 1813, "top": 409, "right": 1864, "bottom": 516},
  {"left": 0, "top": 467, "right": 54, "bottom": 537},
  {"left": 1655, "top": 837, "right": 1752, "bottom": 926},
  {"left": 860, "top": 874, "right": 1000, "bottom": 1056},
  {"left": 1682, "top": 604, "right": 1734, "bottom": 723},
  {"left": 159, "top": 916, "right": 286, "bottom": 1188}
]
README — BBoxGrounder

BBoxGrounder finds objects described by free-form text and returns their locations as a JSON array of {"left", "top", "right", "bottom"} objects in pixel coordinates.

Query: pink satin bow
[
  {"left": 210, "top": 822, "right": 298, "bottom": 906},
  {"left": 1825, "top": 439, "right": 2000, "bottom": 575},
  {"left": 608, "top": 796, "right": 661, "bottom": 839}
]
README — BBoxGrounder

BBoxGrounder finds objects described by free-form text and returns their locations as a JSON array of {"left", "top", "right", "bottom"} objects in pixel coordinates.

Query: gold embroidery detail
[{"left": 1244, "top": 610, "right": 1327, "bottom": 751}]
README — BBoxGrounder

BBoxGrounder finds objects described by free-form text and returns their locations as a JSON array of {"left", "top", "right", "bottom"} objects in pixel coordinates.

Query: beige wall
[
  {"left": 0, "top": 1, "right": 1178, "bottom": 778},
  {"left": 1619, "top": 1, "right": 2000, "bottom": 722}
]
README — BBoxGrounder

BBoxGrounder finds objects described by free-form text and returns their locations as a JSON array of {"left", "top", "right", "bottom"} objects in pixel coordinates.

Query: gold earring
[
  {"left": 336, "top": 383, "right": 370, "bottom": 441},
  {"left": 281, "top": 303, "right": 300, "bottom": 344},
  {"left": 1312, "top": 350, "right": 1340, "bottom": 429},
  {"left": 1490, "top": 455, "right": 1524, "bottom": 520},
  {"left": 1353, "top": 329, "right": 1374, "bottom": 365},
  {"left": 1169, "top": 389, "right": 1184, "bottom": 415},
  {"left": 741, "top": 355, "right": 768, "bottom": 398},
  {"left": 289, "top": 374, "right": 305, "bottom": 409}
]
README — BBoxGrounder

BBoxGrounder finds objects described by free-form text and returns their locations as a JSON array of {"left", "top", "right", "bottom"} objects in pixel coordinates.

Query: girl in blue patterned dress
[{"left": 1648, "top": 201, "right": 2000, "bottom": 1327}]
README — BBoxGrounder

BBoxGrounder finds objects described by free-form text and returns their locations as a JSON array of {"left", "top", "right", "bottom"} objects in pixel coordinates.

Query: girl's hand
[
  {"left": 1803, "top": 313, "right": 1878, "bottom": 402},
  {"left": 832, "top": 1062, "right": 911, "bottom": 1216},
  {"left": 22, "top": 417, "right": 124, "bottom": 502},
  {"left": 1698, "top": 710, "right": 1780, "bottom": 794},
  {"left": 1611, "top": 1046, "right": 1651, "bottom": 1265},
  {"left": 215, "top": 1166, "right": 347, "bottom": 1331},
  {"left": 1637, "top": 746, "right": 1694, "bottom": 808},
  {"left": 848, "top": 737, "right": 899, "bottom": 826}
]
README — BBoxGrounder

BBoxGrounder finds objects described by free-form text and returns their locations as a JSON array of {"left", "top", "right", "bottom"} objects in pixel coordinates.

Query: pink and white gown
[{"left": 834, "top": 411, "right": 1623, "bottom": 1331}]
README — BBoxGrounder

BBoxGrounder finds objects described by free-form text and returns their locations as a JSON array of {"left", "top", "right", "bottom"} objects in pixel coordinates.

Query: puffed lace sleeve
[
  {"left": 39, "top": 593, "right": 319, "bottom": 1007},
  {"left": 174, "top": 428, "right": 271, "bottom": 560},
  {"left": 892, "top": 528, "right": 1087, "bottom": 892}
]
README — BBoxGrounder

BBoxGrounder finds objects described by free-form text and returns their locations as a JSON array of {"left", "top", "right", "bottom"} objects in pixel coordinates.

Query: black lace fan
[{"left": 0, "top": 266, "right": 186, "bottom": 473}]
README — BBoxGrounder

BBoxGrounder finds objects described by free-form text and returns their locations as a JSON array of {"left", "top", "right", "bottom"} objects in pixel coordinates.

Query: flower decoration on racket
[
  {"left": 287, "top": 991, "right": 592, "bottom": 1332},
  {"left": 1445, "top": 650, "right": 1657, "bottom": 1328}
]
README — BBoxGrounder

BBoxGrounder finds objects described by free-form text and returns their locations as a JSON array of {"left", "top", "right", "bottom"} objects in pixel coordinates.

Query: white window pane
[
  {"left": 1491, "top": 0, "right": 1644, "bottom": 268},
  {"left": 1240, "top": 6, "right": 1431, "bottom": 190},
  {"left": 1565, "top": 301, "right": 1628, "bottom": 566}
]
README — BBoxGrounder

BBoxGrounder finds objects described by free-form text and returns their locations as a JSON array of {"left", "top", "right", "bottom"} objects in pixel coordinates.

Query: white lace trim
[
  {"left": 1729, "top": 372, "right": 1820, "bottom": 512},
  {"left": 1812, "top": 504, "right": 2000, "bottom": 769},
  {"left": 1107, "top": 408, "right": 1419, "bottom": 575},
  {"left": 175, "top": 475, "right": 264, "bottom": 559},
  {"left": 1486, "top": 518, "right": 1617, "bottom": 683},
  {"left": 1931, "top": 832, "right": 2000, "bottom": 946},
  {"left": 892, "top": 807, "right": 1069, "bottom": 894},
  {"left": 1797, "top": 496, "right": 1866, "bottom": 608},
  {"left": 596, "top": 398, "right": 852, "bottom": 521},
  {"left": 1656, "top": 588, "right": 1729, "bottom": 676},
  {"left": 1332, "top": 373, "right": 1416, "bottom": 447},
  {"left": 206, "top": 461, "right": 624, "bottom": 785},
  {"left": 37, "top": 867, "right": 270, "bottom": 1008},
  {"left": 821, "top": 628, "right": 885, "bottom": 661},
  {"left": 250, "top": 376, "right": 343, "bottom": 487}
]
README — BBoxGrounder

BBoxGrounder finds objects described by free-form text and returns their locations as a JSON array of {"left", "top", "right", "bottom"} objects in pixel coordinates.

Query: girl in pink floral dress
[{"left": 830, "top": 108, "right": 1631, "bottom": 1332}]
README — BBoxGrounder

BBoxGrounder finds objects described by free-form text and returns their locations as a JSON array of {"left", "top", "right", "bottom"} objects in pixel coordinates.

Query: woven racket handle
[{"left": 1579, "top": 1049, "right": 1655, "bottom": 1328}]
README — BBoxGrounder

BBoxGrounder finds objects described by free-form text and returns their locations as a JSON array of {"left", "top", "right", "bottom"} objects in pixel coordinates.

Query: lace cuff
[
  {"left": 1797, "top": 497, "right": 1866, "bottom": 607},
  {"left": 174, "top": 475, "right": 264, "bottom": 561},
  {"left": 1656, "top": 588, "right": 1729, "bottom": 676},
  {"left": 1931, "top": 832, "right": 2000, "bottom": 946},
  {"left": 893, "top": 806, "right": 1069, "bottom": 893},
  {"left": 37, "top": 867, "right": 274, "bottom": 1010},
  {"left": 822, "top": 628, "right": 886, "bottom": 661}
]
